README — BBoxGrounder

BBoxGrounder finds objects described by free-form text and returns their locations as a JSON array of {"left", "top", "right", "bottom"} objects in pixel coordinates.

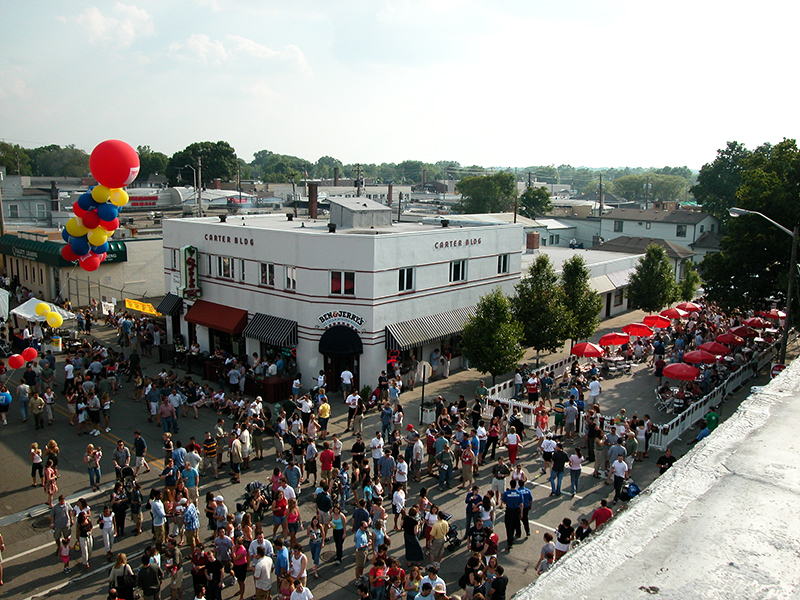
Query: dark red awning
[{"left": 184, "top": 300, "right": 247, "bottom": 335}]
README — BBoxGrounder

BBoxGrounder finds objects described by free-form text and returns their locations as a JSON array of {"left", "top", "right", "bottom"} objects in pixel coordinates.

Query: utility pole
[
  {"left": 527, "top": 172, "right": 532, "bottom": 188},
  {"left": 356, "top": 164, "right": 362, "bottom": 197},
  {"left": 780, "top": 224, "right": 799, "bottom": 364},
  {"left": 290, "top": 174, "right": 297, "bottom": 217},
  {"left": 237, "top": 163, "right": 242, "bottom": 202},
  {"left": 598, "top": 174, "right": 605, "bottom": 216},
  {"left": 197, "top": 156, "right": 203, "bottom": 216}
]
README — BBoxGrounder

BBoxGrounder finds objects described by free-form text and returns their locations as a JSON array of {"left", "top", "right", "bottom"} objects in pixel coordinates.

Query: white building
[
  {"left": 161, "top": 198, "right": 522, "bottom": 392},
  {"left": 600, "top": 208, "right": 718, "bottom": 247}
]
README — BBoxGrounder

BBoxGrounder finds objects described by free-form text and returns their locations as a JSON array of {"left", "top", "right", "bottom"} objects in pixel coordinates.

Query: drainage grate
[{"left": 33, "top": 516, "right": 52, "bottom": 529}]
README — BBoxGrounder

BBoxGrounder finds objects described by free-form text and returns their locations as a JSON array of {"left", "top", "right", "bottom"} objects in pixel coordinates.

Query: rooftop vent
[
  {"left": 219, "top": 214, "right": 227, "bottom": 223},
  {"left": 441, "top": 219, "right": 450, "bottom": 228},
  {"left": 286, "top": 213, "right": 293, "bottom": 221},
  {"left": 328, "top": 223, "right": 337, "bottom": 233}
]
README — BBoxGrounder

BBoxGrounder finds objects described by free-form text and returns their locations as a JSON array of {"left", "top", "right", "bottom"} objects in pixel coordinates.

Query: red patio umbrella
[
  {"left": 571, "top": 342, "right": 604, "bottom": 358},
  {"left": 663, "top": 362, "right": 701, "bottom": 381},
  {"left": 599, "top": 332, "right": 630, "bottom": 346},
  {"left": 643, "top": 315, "right": 671, "bottom": 329},
  {"left": 698, "top": 341, "right": 732, "bottom": 356},
  {"left": 743, "top": 317, "right": 768, "bottom": 329},
  {"left": 622, "top": 323, "right": 654, "bottom": 337},
  {"left": 676, "top": 301, "right": 701, "bottom": 312},
  {"left": 715, "top": 333, "right": 746, "bottom": 346},
  {"left": 683, "top": 350, "right": 719, "bottom": 364},
  {"left": 765, "top": 308, "right": 786, "bottom": 319},
  {"left": 730, "top": 325, "right": 758, "bottom": 338},
  {"left": 661, "top": 307, "right": 689, "bottom": 319}
]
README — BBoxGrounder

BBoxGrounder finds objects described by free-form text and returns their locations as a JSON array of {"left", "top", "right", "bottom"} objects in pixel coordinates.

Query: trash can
[
  {"left": 51, "top": 336, "right": 62, "bottom": 352},
  {"left": 420, "top": 402, "right": 437, "bottom": 425}
]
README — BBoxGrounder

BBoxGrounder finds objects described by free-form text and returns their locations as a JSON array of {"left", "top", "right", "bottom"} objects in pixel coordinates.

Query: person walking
[
  {"left": 133, "top": 431, "right": 150, "bottom": 476},
  {"left": 568, "top": 448, "right": 585, "bottom": 497},
  {"left": 549, "top": 443, "right": 568, "bottom": 497},
  {"left": 30, "top": 442, "right": 44, "bottom": 487},
  {"left": 501, "top": 480, "right": 523, "bottom": 549},
  {"left": 50, "top": 494, "right": 74, "bottom": 554},
  {"left": 609, "top": 454, "right": 630, "bottom": 505},
  {"left": 44, "top": 459, "right": 58, "bottom": 508},
  {"left": 0, "top": 385, "right": 11, "bottom": 425},
  {"left": 84, "top": 444, "right": 103, "bottom": 492}
]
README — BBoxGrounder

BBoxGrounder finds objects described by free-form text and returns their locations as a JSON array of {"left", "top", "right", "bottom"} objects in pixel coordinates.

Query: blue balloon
[
  {"left": 61, "top": 228, "right": 71, "bottom": 243},
  {"left": 78, "top": 192, "right": 94, "bottom": 211},
  {"left": 71, "top": 235, "right": 90, "bottom": 256},
  {"left": 90, "top": 242, "right": 109, "bottom": 255},
  {"left": 96, "top": 203, "right": 118, "bottom": 222}
]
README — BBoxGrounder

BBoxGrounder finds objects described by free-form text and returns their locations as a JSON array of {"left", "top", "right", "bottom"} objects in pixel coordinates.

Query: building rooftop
[
  {"left": 690, "top": 230, "right": 724, "bottom": 250},
  {"left": 603, "top": 208, "right": 712, "bottom": 224},
  {"left": 522, "top": 246, "right": 644, "bottom": 275},
  {"left": 592, "top": 236, "right": 695, "bottom": 260}
]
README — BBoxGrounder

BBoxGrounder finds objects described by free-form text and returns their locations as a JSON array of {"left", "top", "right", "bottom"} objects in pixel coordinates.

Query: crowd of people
[{"left": 4, "top": 297, "right": 780, "bottom": 600}]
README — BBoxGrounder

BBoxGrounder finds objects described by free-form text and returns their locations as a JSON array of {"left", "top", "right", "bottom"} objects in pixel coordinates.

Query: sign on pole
[{"left": 770, "top": 363, "right": 787, "bottom": 379}]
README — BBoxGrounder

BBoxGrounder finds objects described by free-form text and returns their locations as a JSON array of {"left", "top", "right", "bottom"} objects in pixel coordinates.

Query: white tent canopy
[
  {"left": 10, "top": 298, "right": 76, "bottom": 323},
  {"left": 0, "top": 288, "right": 9, "bottom": 321}
]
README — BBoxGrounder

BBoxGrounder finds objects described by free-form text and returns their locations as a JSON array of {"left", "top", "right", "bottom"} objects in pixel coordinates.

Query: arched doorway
[{"left": 319, "top": 325, "right": 363, "bottom": 393}]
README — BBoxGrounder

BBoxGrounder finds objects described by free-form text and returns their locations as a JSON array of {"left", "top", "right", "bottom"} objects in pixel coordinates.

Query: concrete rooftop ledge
[{"left": 518, "top": 360, "right": 800, "bottom": 600}]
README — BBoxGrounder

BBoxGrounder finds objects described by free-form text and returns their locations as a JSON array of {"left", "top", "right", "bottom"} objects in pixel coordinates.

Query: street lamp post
[{"left": 729, "top": 207, "right": 798, "bottom": 363}]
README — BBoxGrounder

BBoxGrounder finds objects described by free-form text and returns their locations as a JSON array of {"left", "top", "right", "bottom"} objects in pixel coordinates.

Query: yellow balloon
[
  {"left": 91, "top": 185, "right": 111, "bottom": 203},
  {"left": 109, "top": 189, "right": 129, "bottom": 207},
  {"left": 35, "top": 302, "right": 51, "bottom": 316},
  {"left": 88, "top": 228, "right": 108, "bottom": 246},
  {"left": 46, "top": 312, "right": 64, "bottom": 328},
  {"left": 66, "top": 217, "right": 88, "bottom": 237}
]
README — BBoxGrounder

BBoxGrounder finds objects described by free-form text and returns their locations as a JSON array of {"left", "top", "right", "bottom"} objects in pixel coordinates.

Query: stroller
[
  {"left": 618, "top": 480, "right": 641, "bottom": 502},
  {"left": 440, "top": 512, "right": 461, "bottom": 552},
  {"left": 118, "top": 466, "right": 136, "bottom": 494},
  {"left": 242, "top": 481, "right": 272, "bottom": 520}
]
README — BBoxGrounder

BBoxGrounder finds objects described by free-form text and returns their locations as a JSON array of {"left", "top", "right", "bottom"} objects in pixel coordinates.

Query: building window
[
  {"left": 206, "top": 253, "right": 212, "bottom": 275},
  {"left": 217, "top": 256, "right": 234, "bottom": 279},
  {"left": 331, "top": 271, "right": 355, "bottom": 295},
  {"left": 497, "top": 254, "right": 510, "bottom": 274},
  {"left": 614, "top": 288, "right": 624, "bottom": 306},
  {"left": 398, "top": 267, "right": 414, "bottom": 292},
  {"left": 676, "top": 225, "right": 687, "bottom": 238},
  {"left": 40, "top": 268, "right": 44, "bottom": 283},
  {"left": 613, "top": 220, "right": 623, "bottom": 232},
  {"left": 9, "top": 204, "right": 19, "bottom": 218},
  {"left": 450, "top": 260, "right": 467, "bottom": 283},
  {"left": 36, "top": 203, "right": 47, "bottom": 219},
  {"left": 32, "top": 266, "right": 36, "bottom": 282},
  {"left": 646, "top": 222, "right": 651, "bottom": 230},
  {"left": 699, "top": 225, "right": 705, "bottom": 233},
  {"left": 285, "top": 266, "right": 297, "bottom": 290},
  {"left": 24, "top": 264, "right": 28, "bottom": 280},
  {"left": 710, "top": 224, "right": 715, "bottom": 232},
  {"left": 239, "top": 259, "right": 246, "bottom": 282},
  {"left": 260, "top": 263, "right": 275, "bottom": 286}
]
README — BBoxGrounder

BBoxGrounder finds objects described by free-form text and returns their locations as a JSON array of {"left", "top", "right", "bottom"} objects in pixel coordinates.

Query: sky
[{"left": 1, "top": 0, "right": 798, "bottom": 170}]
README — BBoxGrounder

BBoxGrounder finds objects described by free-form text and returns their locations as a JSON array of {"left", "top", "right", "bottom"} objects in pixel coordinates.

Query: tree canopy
[
  {"left": 699, "top": 138, "right": 800, "bottom": 312},
  {"left": 561, "top": 255, "right": 602, "bottom": 342},
  {"left": 0, "top": 142, "right": 32, "bottom": 175},
  {"left": 518, "top": 186, "right": 552, "bottom": 218},
  {"left": 679, "top": 260, "right": 701, "bottom": 302},
  {"left": 627, "top": 244, "right": 678, "bottom": 312},
  {"left": 611, "top": 173, "right": 687, "bottom": 203},
  {"left": 691, "top": 141, "right": 751, "bottom": 222},
  {"left": 27, "top": 144, "right": 89, "bottom": 177},
  {"left": 135, "top": 145, "right": 169, "bottom": 183},
  {"left": 510, "top": 255, "right": 570, "bottom": 358},
  {"left": 454, "top": 171, "right": 517, "bottom": 213},
  {"left": 460, "top": 288, "right": 525, "bottom": 385},
  {"left": 166, "top": 141, "right": 239, "bottom": 186}
]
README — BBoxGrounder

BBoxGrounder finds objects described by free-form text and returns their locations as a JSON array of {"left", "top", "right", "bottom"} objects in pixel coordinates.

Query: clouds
[
  {"left": 169, "top": 33, "right": 312, "bottom": 74},
  {"left": 63, "top": 2, "right": 154, "bottom": 47}
]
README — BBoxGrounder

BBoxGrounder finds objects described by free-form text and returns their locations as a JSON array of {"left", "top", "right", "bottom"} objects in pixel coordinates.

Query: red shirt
[
  {"left": 591, "top": 506, "right": 613, "bottom": 527},
  {"left": 320, "top": 449, "right": 335, "bottom": 471}
]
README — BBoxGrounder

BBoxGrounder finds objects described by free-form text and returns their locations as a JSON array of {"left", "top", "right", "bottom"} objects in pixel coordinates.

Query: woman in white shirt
[{"left": 568, "top": 448, "right": 585, "bottom": 497}]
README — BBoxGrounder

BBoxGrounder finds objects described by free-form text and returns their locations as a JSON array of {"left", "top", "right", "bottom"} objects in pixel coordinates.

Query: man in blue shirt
[
  {"left": 273, "top": 538, "right": 290, "bottom": 580},
  {"left": 181, "top": 463, "right": 200, "bottom": 505},
  {"left": 501, "top": 480, "right": 523, "bottom": 549},
  {"left": 183, "top": 500, "right": 200, "bottom": 550},
  {"left": 519, "top": 483, "right": 533, "bottom": 537},
  {"left": 464, "top": 486, "right": 482, "bottom": 532},
  {"left": 354, "top": 520, "right": 371, "bottom": 581}
]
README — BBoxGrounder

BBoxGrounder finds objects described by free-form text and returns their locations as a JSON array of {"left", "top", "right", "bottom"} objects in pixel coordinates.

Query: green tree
[
  {"left": 460, "top": 288, "right": 525, "bottom": 385},
  {"left": 455, "top": 171, "right": 517, "bottom": 213},
  {"left": 0, "top": 142, "right": 32, "bottom": 175},
  {"left": 679, "top": 260, "right": 701, "bottom": 301},
  {"left": 397, "top": 160, "right": 425, "bottom": 183},
  {"left": 166, "top": 141, "right": 238, "bottom": 186},
  {"left": 691, "top": 141, "right": 752, "bottom": 222},
  {"left": 315, "top": 155, "right": 343, "bottom": 180},
  {"left": 510, "top": 255, "right": 570, "bottom": 363},
  {"left": 700, "top": 138, "right": 800, "bottom": 312},
  {"left": 518, "top": 186, "right": 552, "bottom": 217},
  {"left": 561, "top": 255, "right": 603, "bottom": 343},
  {"left": 627, "top": 245, "right": 679, "bottom": 312},
  {"left": 135, "top": 145, "right": 169, "bottom": 182},
  {"left": 29, "top": 144, "right": 89, "bottom": 177}
]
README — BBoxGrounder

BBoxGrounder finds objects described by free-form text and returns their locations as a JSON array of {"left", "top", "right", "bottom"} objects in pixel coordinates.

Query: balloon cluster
[
  {"left": 8, "top": 347, "right": 39, "bottom": 370},
  {"left": 62, "top": 140, "right": 140, "bottom": 272},
  {"left": 35, "top": 301, "right": 64, "bottom": 328}
]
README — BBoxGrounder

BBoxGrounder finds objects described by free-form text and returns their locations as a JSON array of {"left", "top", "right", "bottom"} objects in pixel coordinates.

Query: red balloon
[
  {"left": 79, "top": 253, "right": 102, "bottom": 272},
  {"left": 82, "top": 211, "right": 101, "bottom": 230},
  {"left": 99, "top": 217, "right": 119, "bottom": 232},
  {"left": 22, "top": 347, "right": 38, "bottom": 361},
  {"left": 90, "top": 140, "right": 140, "bottom": 188},
  {"left": 73, "top": 201, "right": 87, "bottom": 218},
  {"left": 8, "top": 354, "right": 24, "bottom": 369},
  {"left": 61, "top": 245, "right": 79, "bottom": 262}
]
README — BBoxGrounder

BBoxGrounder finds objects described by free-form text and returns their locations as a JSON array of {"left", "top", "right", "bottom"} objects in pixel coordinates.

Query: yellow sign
[{"left": 124, "top": 298, "right": 161, "bottom": 316}]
